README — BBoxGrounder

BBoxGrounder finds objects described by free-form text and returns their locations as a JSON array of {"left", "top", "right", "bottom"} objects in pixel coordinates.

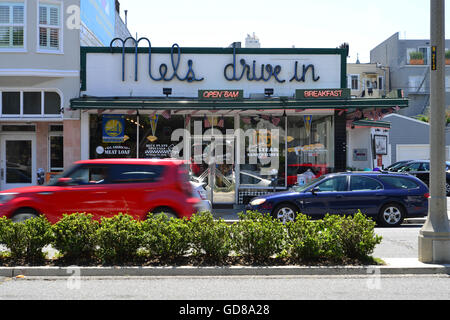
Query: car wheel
[
  {"left": 152, "top": 207, "right": 178, "bottom": 219},
  {"left": 273, "top": 203, "right": 298, "bottom": 223},
  {"left": 11, "top": 209, "right": 38, "bottom": 223},
  {"left": 378, "top": 203, "right": 405, "bottom": 227}
]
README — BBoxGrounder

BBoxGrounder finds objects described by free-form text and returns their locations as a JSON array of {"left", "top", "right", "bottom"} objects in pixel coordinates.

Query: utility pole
[{"left": 418, "top": 0, "right": 450, "bottom": 263}]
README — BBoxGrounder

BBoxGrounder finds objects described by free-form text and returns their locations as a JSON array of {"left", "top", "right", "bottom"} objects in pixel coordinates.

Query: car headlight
[
  {"left": 0, "top": 193, "right": 17, "bottom": 204},
  {"left": 250, "top": 198, "right": 266, "bottom": 206}
]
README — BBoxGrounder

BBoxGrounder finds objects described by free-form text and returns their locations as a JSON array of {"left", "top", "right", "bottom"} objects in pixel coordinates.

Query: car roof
[
  {"left": 330, "top": 171, "right": 414, "bottom": 177},
  {"left": 74, "top": 158, "right": 187, "bottom": 166}
]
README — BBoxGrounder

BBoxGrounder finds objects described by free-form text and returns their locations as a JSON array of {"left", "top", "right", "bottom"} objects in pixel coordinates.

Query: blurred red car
[{"left": 0, "top": 159, "right": 200, "bottom": 223}]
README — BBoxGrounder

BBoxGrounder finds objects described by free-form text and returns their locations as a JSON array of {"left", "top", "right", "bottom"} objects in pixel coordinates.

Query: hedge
[{"left": 0, "top": 211, "right": 382, "bottom": 266}]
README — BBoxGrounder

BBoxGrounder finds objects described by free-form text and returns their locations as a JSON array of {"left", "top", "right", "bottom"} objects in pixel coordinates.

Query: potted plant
[
  {"left": 445, "top": 50, "right": 450, "bottom": 65},
  {"left": 409, "top": 51, "right": 424, "bottom": 65}
]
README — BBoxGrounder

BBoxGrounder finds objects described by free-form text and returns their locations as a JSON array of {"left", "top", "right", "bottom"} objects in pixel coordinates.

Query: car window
[
  {"left": 421, "top": 162, "right": 430, "bottom": 171},
  {"left": 109, "top": 164, "right": 164, "bottom": 183},
  {"left": 350, "top": 176, "right": 383, "bottom": 191},
  {"left": 66, "top": 166, "right": 108, "bottom": 185},
  {"left": 378, "top": 176, "right": 420, "bottom": 189},
  {"left": 315, "top": 176, "right": 347, "bottom": 192},
  {"left": 402, "top": 162, "right": 421, "bottom": 171}
]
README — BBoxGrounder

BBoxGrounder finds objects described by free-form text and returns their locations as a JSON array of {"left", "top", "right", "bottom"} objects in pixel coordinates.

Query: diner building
[{"left": 69, "top": 39, "right": 408, "bottom": 207}]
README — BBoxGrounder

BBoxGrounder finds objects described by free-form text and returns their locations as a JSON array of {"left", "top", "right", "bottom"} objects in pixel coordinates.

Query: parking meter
[{"left": 37, "top": 168, "right": 45, "bottom": 185}]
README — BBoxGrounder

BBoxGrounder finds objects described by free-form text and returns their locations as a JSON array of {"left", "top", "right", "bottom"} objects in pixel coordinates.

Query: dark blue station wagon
[{"left": 246, "top": 172, "right": 429, "bottom": 227}]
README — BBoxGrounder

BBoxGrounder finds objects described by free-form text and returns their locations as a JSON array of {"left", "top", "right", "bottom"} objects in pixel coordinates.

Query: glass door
[
  {"left": 0, "top": 135, "right": 36, "bottom": 190},
  {"left": 189, "top": 116, "right": 236, "bottom": 205}
]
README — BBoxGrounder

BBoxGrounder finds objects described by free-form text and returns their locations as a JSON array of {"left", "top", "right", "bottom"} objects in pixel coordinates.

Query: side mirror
[
  {"left": 57, "top": 177, "right": 72, "bottom": 186},
  {"left": 310, "top": 186, "right": 320, "bottom": 194}
]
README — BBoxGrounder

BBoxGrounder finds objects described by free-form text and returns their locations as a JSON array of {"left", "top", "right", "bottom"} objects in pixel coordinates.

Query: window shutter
[
  {"left": 0, "top": 5, "right": 9, "bottom": 24},
  {"left": 49, "top": 28, "right": 59, "bottom": 48},
  {"left": 39, "top": 6, "right": 47, "bottom": 24},
  {"left": 12, "top": 5, "right": 24, "bottom": 24},
  {"left": 49, "top": 7, "right": 58, "bottom": 26}
]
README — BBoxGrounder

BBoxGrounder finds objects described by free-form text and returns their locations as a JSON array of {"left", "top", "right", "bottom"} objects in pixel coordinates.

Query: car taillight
[
  {"left": 424, "top": 193, "right": 430, "bottom": 198},
  {"left": 197, "top": 189, "right": 207, "bottom": 200},
  {"left": 177, "top": 166, "right": 193, "bottom": 196}
]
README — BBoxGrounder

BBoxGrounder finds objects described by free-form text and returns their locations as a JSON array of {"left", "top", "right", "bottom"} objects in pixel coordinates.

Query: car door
[
  {"left": 106, "top": 164, "right": 166, "bottom": 219},
  {"left": 345, "top": 175, "right": 385, "bottom": 216},
  {"left": 401, "top": 162, "right": 429, "bottom": 185},
  {"left": 300, "top": 175, "right": 348, "bottom": 217},
  {"left": 45, "top": 164, "right": 120, "bottom": 220},
  {"left": 413, "top": 162, "right": 430, "bottom": 185}
]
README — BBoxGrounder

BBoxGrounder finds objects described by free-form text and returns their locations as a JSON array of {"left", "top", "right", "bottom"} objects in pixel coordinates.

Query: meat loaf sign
[{"left": 110, "top": 37, "right": 323, "bottom": 85}]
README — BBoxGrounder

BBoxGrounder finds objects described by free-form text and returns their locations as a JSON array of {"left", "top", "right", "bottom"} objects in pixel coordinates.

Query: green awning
[{"left": 70, "top": 96, "right": 408, "bottom": 111}]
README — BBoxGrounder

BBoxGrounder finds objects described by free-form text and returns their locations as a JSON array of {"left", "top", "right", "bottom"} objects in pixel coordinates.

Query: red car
[{"left": 0, "top": 159, "right": 200, "bottom": 223}]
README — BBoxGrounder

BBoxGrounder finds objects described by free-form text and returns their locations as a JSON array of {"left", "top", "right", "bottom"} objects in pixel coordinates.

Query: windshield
[{"left": 291, "top": 175, "right": 326, "bottom": 192}]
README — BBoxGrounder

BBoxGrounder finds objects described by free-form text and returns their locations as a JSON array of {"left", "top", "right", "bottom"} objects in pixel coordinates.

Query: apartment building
[
  {"left": 370, "top": 32, "right": 450, "bottom": 117},
  {"left": 0, "top": 0, "right": 130, "bottom": 191}
]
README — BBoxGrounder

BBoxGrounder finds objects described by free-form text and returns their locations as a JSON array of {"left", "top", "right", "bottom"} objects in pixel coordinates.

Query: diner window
[
  {"left": 286, "top": 115, "right": 334, "bottom": 186},
  {"left": 139, "top": 115, "right": 185, "bottom": 159},
  {"left": 0, "top": 2, "right": 24, "bottom": 49},
  {"left": 89, "top": 114, "right": 138, "bottom": 159},
  {"left": 38, "top": 3, "right": 61, "bottom": 51},
  {"left": 239, "top": 115, "right": 286, "bottom": 188},
  {"left": 0, "top": 91, "right": 62, "bottom": 116}
]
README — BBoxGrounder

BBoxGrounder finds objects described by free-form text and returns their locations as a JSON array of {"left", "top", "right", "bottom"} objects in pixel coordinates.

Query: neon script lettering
[
  {"left": 224, "top": 45, "right": 285, "bottom": 83},
  {"left": 224, "top": 45, "right": 320, "bottom": 83},
  {"left": 202, "top": 90, "right": 241, "bottom": 99},
  {"left": 110, "top": 37, "right": 203, "bottom": 83},
  {"left": 303, "top": 89, "right": 344, "bottom": 98}
]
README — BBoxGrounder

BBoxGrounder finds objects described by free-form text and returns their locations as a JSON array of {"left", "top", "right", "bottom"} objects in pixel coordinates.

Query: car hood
[{"left": 255, "top": 190, "right": 301, "bottom": 201}]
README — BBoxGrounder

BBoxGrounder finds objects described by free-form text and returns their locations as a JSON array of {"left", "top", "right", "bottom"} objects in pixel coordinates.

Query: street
[{"left": 0, "top": 274, "right": 449, "bottom": 300}]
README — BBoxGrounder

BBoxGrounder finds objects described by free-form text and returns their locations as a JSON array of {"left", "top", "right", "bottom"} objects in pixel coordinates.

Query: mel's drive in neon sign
[{"left": 110, "top": 37, "right": 323, "bottom": 84}]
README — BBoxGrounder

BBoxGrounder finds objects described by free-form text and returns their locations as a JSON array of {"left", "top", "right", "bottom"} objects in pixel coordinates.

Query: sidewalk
[{"left": 0, "top": 258, "right": 449, "bottom": 278}]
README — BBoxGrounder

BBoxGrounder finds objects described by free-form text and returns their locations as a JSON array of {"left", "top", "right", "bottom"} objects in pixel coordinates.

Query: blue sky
[{"left": 120, "top": 0, "right": 448, "bottom": 63}]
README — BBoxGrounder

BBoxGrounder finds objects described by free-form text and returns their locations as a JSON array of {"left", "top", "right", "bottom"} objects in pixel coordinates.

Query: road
[{"left": 0, "top": 274, "right": 449, "bottom": 300}]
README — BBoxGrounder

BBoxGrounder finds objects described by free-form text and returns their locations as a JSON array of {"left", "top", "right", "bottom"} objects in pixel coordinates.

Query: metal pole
[{"left": 418, "top": 0, "right": 450, "bottom": 263}]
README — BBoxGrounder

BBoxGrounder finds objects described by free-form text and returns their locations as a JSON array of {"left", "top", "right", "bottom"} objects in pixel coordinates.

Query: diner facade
[{"left": 70, "top": 39, "right": 408, "bottom": 207}]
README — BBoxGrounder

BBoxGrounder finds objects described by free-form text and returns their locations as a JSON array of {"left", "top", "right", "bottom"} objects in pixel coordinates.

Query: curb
[{"left": 1, "top": 259, "right": 449, "bottom": 277}]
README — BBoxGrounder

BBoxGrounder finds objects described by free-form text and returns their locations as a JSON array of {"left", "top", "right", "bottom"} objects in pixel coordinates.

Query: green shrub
[
  {"left": 189, "top": 211, "right": 232, "bottom": 263},
  {"left": 0, "top": 215, "right": 53, "bottom": 263},
  {"left": 52, "top": 213, "right": 99, "bottom": 263},
  {"left": 96, "top": 213, "right": 143, "bottom": 265},
  {"left": 445, "top": 50, "right": 450, "bottom": 59},
  {"left": 334, "top": 211, "right": 382, "bottom": 260},
  {"left": 231, "top": 211, "right": 286, "bottom": 263},
  {"left": 286, "top": 214, "right": 327, "bottom": 261},
  {"left": 409, "top": 51, "right": 423, "bottom": 60},
  {"left": 287, "top": 212, "right": 382, "bottom": 262},
  {"left": 142, "top": 213, "right": 191, "bottom": 261}
]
